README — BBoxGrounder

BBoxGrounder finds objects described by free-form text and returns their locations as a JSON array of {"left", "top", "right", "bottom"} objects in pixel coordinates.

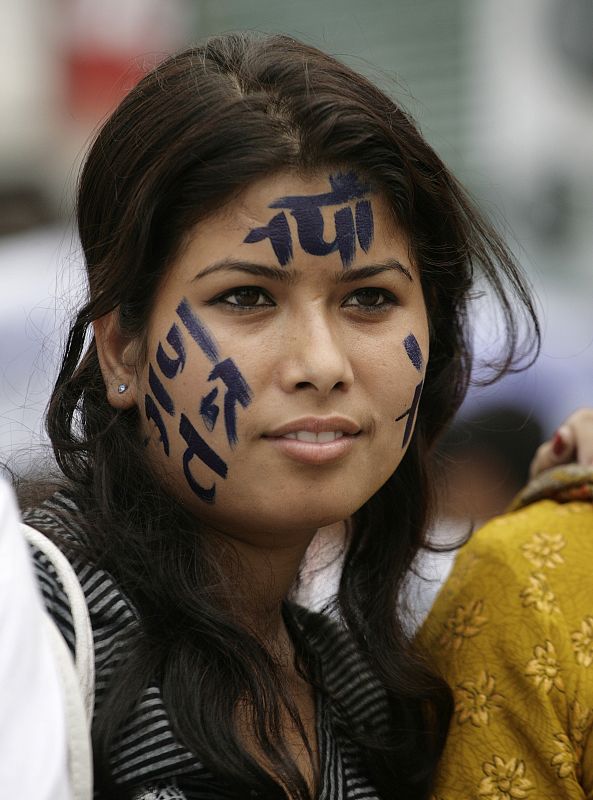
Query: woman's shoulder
[
  {"left": 23, "top": 490, "right": 139, "bottom": 661},
  {"left": 23, "top": 489, "right": 87, "bottom": 543}
]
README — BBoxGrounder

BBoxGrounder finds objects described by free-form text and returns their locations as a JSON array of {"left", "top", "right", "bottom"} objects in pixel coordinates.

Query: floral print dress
[{"left": 420, "top": 465, "right": 593, "bottom": 799}]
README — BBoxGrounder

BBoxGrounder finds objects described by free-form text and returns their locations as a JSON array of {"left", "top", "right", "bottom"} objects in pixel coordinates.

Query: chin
[
  {"left": 182, "top": 473, "right": 386, "bottom": 540},
  {"left": 255, "top": 494, "right": 369, "bottom": 536}
]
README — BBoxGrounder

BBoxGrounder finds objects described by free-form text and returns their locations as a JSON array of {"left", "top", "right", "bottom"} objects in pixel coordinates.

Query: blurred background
[{"left": 1, "top": 0, "right": 592, "bottom": 526}]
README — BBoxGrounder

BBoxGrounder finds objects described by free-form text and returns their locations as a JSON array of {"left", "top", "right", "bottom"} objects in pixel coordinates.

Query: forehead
[
  {"left": 235, "top": 170, "right": 371, "bottom": 215},
  {"left": 231, "top": 170, "right": 398, "bottom": 239},
  {"left": 172, "top": 169, "right": 414, "bottom": 279}
]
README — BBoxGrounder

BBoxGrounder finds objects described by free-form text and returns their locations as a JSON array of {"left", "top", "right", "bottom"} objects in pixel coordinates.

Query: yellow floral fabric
[{"left": 420, "top": 470, "right": 593, "bottom": 799}]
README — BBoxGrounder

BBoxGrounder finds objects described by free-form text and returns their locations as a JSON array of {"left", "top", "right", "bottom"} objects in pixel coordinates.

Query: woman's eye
[
  {"left": 216, "top": 287, "right": 274, "bottom": 308},
  {"left": 343, "top": 288, "right": 396, "bottom": 311}
]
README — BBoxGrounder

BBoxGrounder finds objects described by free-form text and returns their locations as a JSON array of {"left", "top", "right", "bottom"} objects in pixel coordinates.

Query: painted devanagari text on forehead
[{"left": 244, "top": 172, "right": 374, "bottom": 268}]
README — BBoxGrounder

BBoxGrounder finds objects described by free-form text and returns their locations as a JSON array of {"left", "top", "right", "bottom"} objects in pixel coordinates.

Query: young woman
[{"left": 22, "top": 32, "right": 541, "bottom": 800}]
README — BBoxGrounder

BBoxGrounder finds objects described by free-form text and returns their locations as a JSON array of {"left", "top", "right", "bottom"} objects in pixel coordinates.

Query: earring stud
[{"left": 117, "top": 383, "right": 128, "bottom": 394}]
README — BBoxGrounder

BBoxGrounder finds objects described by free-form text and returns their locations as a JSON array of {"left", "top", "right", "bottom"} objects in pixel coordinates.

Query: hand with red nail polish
[
  {"left": 530, "top": 409, "right": 593, "bottom": 478},
  {"left": 552, "top": 431, "right": 566, "bottom": 457}
]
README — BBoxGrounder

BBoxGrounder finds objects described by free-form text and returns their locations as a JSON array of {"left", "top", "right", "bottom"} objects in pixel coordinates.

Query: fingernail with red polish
[{"left": 552, "top": 432, "right": 565, "bottom": 456}]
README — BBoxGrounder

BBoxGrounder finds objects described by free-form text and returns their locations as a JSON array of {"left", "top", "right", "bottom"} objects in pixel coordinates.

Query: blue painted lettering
[
  {"left": 395, "top": 380, "right": 424, "bottom": 448},
  {"left": 244, "top": 172, "right": 374, "bottom": 268},
  {"left": 179, "top": 413, "right": 228, "bottom": 504}
]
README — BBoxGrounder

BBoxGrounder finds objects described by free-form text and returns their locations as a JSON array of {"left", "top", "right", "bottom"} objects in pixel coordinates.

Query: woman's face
[{"left": 136, "top": 170, "right": 429, "bottom": 540}]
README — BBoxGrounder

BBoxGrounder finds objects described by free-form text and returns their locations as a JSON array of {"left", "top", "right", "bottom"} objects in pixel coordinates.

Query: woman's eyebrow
[
  {"left": 192, "top": 258, "right": 294, "bottom": 283},
  {"left": 191, "top": 257, "right": 412, "bottom": 283},
  {"left": 337, "top": 260, "right": 413, "bottom": 283}
]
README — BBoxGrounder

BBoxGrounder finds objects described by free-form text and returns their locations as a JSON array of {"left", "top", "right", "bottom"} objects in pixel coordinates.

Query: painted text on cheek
[
  {"left": 396, "top": 333, "right": 425, "bottom": 448},
  {"left": 244, "top": 172, "right": 374, "bottom": 268},
  {"left": 144, "top": 298, "right": 252, "bottom": 503}
]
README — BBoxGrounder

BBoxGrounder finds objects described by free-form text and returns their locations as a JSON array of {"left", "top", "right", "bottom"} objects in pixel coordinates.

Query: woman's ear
[{"left": 93, "top": 311, "right": 141, "bottom": 409}]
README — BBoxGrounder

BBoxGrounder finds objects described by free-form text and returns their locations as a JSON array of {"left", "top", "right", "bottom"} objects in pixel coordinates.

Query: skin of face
[{"left": 136, "top": 171, "right": 429, "bottom": 547}]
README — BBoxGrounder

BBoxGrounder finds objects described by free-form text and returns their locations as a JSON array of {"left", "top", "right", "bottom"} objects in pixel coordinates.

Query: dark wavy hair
[{"left": 36, "top": 32, "right": 538, "bottom": 800}]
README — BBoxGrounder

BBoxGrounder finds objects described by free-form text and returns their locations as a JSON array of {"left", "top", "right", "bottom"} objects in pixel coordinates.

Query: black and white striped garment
[{"left": 25, "top": 493, "right": 389, "bottom": 800}]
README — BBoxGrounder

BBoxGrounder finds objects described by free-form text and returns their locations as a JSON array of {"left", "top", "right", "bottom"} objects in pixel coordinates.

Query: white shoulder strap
[{"left": 22, "top": 523, "right": 95, "bottom": 800}]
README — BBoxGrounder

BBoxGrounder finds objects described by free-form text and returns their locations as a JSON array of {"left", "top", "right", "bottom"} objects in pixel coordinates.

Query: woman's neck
[
  {"left": 228, "top": 532, "right": 316, "bottom": 645},
  {"left": 201, "top": 530, "right": 315, "bottom": 644}
]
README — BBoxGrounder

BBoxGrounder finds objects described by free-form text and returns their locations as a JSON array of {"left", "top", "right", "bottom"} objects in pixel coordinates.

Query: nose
[{"left": 279, "top": 310, "right": 354, "bottom": 396}]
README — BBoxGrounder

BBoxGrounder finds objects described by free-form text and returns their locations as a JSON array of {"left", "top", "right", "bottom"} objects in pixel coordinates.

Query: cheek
[
  {"left": 372, "top": 328, "right": 428, "bottom": 450},
  {"left": 140, "top": 300, "right": 253, "bottom": 508}
]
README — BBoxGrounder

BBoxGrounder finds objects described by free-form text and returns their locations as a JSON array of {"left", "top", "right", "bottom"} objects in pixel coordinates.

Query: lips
[
  {"left": 264, "top": 416, "right": 361, "bottom": 438},
  {"left": 263, "top": 417, "right": 361, "bottom": 465}
]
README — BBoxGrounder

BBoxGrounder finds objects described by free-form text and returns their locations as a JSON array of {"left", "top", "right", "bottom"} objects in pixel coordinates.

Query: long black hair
[{"left": 31, "top": 32, "right": 538, "bottom": 799}]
